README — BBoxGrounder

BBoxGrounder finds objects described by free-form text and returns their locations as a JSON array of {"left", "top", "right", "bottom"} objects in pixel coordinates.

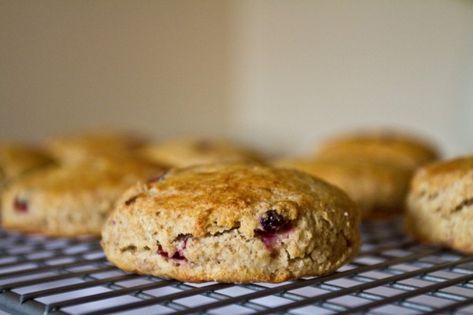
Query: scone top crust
[
  {"left": 140, "top": 137, "right": 263, "bottom": 168},
  {"left": 10, "top": 157, "right": 165, "bottom": 194},
  {"left": 275, "top": 157, "right": 412, "bottom": 188},
  {"left": 0, "top": 143, "right": 54, "bottom": 184},
  {"left": 275, "top": 157, "right": 410, "bottom": 178},
  {"left": 275, "top": 158, "right": 411, "bottom": 217},
  {"left": 46, "top": 131, "right": 146, "bottom": 164},
  {"left": 113, "top": 163, "right": 358, "bottom": 239},
  {"left": 315, "top": 131, "right": 439, "bottom": 170},
  {"left": 1, "top": 155, "right": 165, "bottom": 237},
  {"left": 413, "top": 156, "right": 473, "bottom": 179}
]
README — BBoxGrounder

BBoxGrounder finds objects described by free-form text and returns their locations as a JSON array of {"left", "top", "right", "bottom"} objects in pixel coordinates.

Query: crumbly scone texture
[
  {"left": 406, "top": 156, "right": 473, "bottom": 253},
  {"left": 315, "top": 131, "right": 439, "bottom": 170},
  {"left": 275, "top": 158, "right": 412, "bottom": 219},
  {"left": 140, "top": 137, "right": 263, "bottom": 168},
  {"left": 0, "top": 144, "right": 54, "bottom": 191},
  {"left": 1, "top": 157, "right": 165, "bottom": 237},
  {"left": 102, "top": 163, "right": 360, "bottom": 283},
  {"left": 46, "top": 131, "right": 146, "bottom": 165}
]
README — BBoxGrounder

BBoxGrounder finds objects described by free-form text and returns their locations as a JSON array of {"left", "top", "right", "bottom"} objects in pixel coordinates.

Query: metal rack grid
[{"left": 1, "top": 220, "right": 473, "bottom": 315}]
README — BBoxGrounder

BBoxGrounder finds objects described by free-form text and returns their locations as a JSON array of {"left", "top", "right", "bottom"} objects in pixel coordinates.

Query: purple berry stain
[
  {"left": 13, "top": 197, "right": 28, "bottom": 213},
  {"left": 157, "top": 244, "right": 186, "bottom": 261},
  {"left": 255, "top": 210, "right": 293, "bottom": 251}
]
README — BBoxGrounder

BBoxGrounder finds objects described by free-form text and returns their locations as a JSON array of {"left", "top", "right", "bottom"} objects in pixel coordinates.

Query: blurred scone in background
[{"left": 0, "top": 0, "right": 472, "bottom": 155}]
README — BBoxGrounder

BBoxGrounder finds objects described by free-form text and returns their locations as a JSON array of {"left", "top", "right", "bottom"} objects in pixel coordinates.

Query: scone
[
  {"left": 406, "top": 156, "right": 473, "bottom": 253},
  {"left": 0, "top": 143, "right": 54, "bottom": 191},
  {"left": 315, "top": 131, "right": 439, "bottom": 170},
  {"left": 46, "top": 131, "right": 146, "bottom": 165},
  {"left": 101, "top": 163, "right": 360, "bottom": 283},
  {"left": 140, "top": 137, "right": 263, "bottom": 168},
  {"left": 275, "top": 158, "right": 411, "bottom": 219},
  {"left": 1, "top": 157, "right": 165, "bottom": 237}
]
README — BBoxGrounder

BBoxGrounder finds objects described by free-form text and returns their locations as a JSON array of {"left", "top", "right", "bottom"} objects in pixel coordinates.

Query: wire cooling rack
[{"left": 0, "top": 221, "right": 473, "bottom": 315}]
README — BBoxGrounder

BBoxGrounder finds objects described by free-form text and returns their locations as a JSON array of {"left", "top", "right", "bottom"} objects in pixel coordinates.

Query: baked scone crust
[
  {"left": 140, "top": 137, "right": 263, "bottom": 168},
  {"left": 276, "top": 158, "right": 411, "bottom": 219},
  {"left": 102, "top": 163, "right": 360, "bottom": 283},
  {"left": 406, "top": 157, "right": 473, "bottom": 253},
  {"left": 315, "top": 131, "right": 439, "bottom": 170},
  {"left": 1, "top": 157, "right": 164, "bottom": 237},
  {"left": 0, "top": 144, "right": 54, "bottom": 190},
  {"left": 46, "top": 131, "right": 146, "bottom": 165}
]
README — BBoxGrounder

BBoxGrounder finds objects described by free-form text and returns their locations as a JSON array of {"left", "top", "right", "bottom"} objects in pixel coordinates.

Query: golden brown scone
[
  {"left": 1, "top": 157, "right": 165, "bottom": 237},
  {"left": 406, "top": 156, "right": 473, "bottom": 253},
  {"left": 0, "top": 143, "right": 54, "bottom": 191},
  {"left": 140, "top": 137, "right": 263, "bottom": 168},
  {"left": 275, "top": 158, "right": 411, "bottom": 219},
  {"left": 46, "top": 131, "right": 146, "bottom": 165},
  {"left": 102, "top": 163, "right": 360, "bottom": 283},
  {"left": 315, "top": 131, "right": 439, "bottom": 170}
]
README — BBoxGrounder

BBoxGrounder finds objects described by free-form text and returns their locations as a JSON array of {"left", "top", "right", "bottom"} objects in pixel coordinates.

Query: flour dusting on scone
[
  {"left": 102, "top": 163, "right": 360, "bottom": 283},
  {"left": 406, "top": 156, "right": 473, "bottom": 253}
]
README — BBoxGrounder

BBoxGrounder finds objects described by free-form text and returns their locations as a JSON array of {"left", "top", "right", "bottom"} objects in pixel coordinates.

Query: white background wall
[
  {"left": 228, "top": 0, "right": 473, "bottom": 156},
  {"left": 1, "top": 0, "right": 472, "bottom": 157},
  {"left": 0, "top": 1, "right": 231, "bottom": 139}
]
